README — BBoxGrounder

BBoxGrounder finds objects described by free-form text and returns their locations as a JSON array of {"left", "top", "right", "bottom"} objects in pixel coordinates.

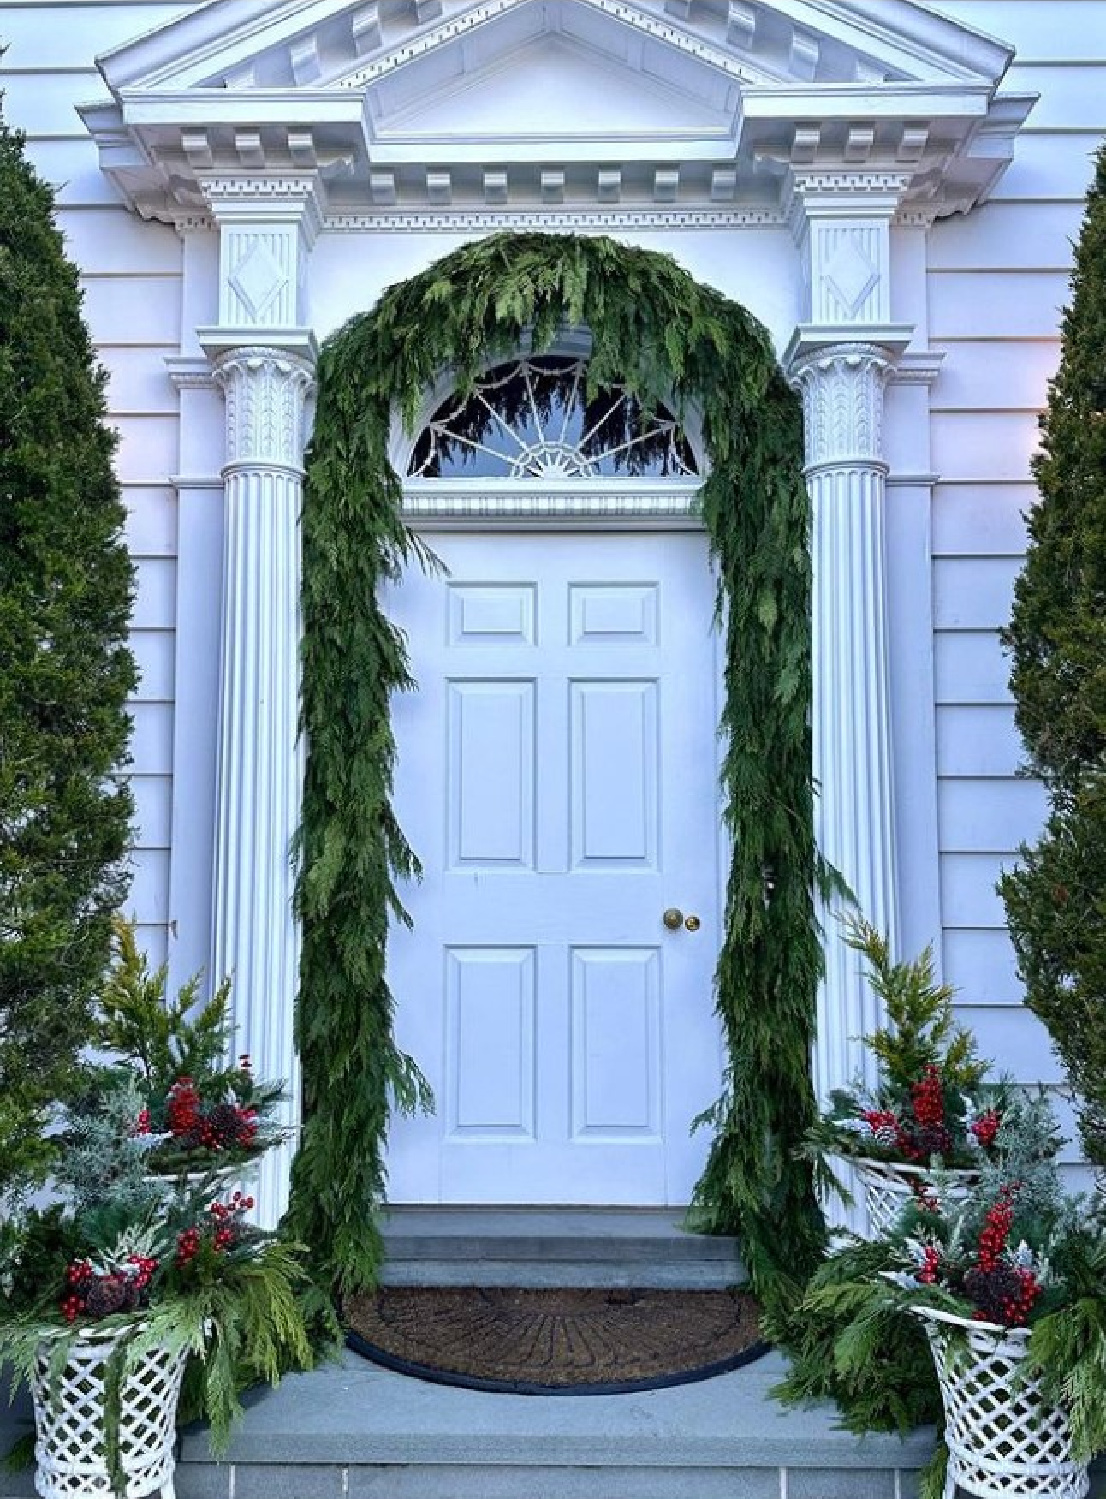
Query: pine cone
[
  {"left": 83, "top": 1276, "right": 128, "bottom": 1319},
  {"left": 207, "top": 1101, "right": 241, "bottom": 1148}
]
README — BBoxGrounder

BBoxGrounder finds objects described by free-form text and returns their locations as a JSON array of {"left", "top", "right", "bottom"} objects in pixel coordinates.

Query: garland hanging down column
[{"left": 284, "top": 232, "right": 829, "bottom": 1310}]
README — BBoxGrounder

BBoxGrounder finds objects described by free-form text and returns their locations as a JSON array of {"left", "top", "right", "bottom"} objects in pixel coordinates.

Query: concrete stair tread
[
  {"left": 176, "top": 1349, "right": 935, "bottom": 1467},
  {"left": 379, "top": 1208, "right": 745, "bottom": 1288}
]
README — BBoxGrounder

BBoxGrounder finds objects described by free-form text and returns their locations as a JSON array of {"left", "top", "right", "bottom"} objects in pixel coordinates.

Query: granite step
[{"left": 378, "top": 1207, "right": 746, "bottom": 1290}]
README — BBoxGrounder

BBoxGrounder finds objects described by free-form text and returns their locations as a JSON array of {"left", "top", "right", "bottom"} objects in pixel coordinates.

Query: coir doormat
[{"left": 344, "top": 1286, "right": 767, "bottom": 1394}]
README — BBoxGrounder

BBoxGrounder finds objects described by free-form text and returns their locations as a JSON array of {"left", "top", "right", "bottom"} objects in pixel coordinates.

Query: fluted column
[
  {"left": 210, "top": 346, "right": 314, "bottom": 1226},
  {"left": 790, "top": 343, "right": 899, "bottom": 1101}
]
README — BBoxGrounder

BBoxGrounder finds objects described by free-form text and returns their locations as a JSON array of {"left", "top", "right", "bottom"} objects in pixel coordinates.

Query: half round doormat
[{"left": 344, "top": 1286, "right": 767, "bottom": 1395}]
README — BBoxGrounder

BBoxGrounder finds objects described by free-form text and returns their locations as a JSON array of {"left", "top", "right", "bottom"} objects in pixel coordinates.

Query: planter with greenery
[
  {"left": 0, "top": 943, "right": 322, "bottom": 1497},
  {"left": 805, "top": 916, "right": 1031, "bottom": 1234},
  {"left": 773, "top": 1078, "right": 1068, "bottom": 1496},
  {"left": 880, "top": 1166, "right": 1106, "bottom": 1498}
]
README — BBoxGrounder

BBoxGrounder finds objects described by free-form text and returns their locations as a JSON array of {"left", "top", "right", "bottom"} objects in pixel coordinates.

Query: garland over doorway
[{"left": 285, "top": 232, "right": 827, "bottom": 1310}]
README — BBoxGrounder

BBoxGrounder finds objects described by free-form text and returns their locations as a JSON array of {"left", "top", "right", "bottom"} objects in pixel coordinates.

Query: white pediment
[
  {"left": 79, "top": 0, "right": 1035, "bottom": 223},
  {"left": 371, "top": 33, "right": 733, "bottom": 155}
]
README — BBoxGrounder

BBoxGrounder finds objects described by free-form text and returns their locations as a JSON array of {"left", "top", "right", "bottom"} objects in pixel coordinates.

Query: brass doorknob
[
  {"left": 684, "top": 914, "right": 701, "bottom": 932},
  {"left": 662, "top": 908, "right": 684, "bottom": 930}
]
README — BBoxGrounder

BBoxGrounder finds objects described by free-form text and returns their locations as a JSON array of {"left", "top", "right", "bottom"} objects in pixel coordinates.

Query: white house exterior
[{"left": 3, "top": 0, "right": 1103, "bottom": 1226}]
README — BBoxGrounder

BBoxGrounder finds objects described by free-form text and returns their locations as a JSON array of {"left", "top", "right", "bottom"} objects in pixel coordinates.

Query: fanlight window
[{"left": 407, "top": 355, "right": 699, "bottom": 480}]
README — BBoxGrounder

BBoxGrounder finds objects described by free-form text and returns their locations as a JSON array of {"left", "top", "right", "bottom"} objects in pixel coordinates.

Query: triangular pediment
[
  {"left": 370, "top": 33, "right": 734, "bottom": 152},
  {"left": 79, "top": 0, "right": 1035, "bottom": 223}
]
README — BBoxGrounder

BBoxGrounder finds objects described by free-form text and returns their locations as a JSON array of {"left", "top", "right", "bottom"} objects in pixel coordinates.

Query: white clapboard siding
[
  {"left": 931, "top": 485, "right": 1033, "bottom": 557},
  {"left": 0, "top": 5, "right": 198, "bottom": 69},
  {"left": 991, "top": 133, "right": 1106, "bottom": 202},
  {"left": 1006, "top": 64, "right": 1106, "bottom": 131},
  {"left": 81, "top": 276, "right": 182, "bottom": 346},
  {"left": 928, "top": 201, "right": 1084, "bottom": 271},
  {"left": 930, "top": 342, "right": 1056, "bottom": 412},
  {"left": 105, "top": 348, "right": 180, "bottom": 415},
  {"left": 112, "top": 415, "right": 180, "bottom": 488},
  {"left": 937, "top": 779, "right": 1047, "bottom": 853},
  {"left": 132, "top": 630, "right": 175, "bottom": 702},
  {"left": 57, "top": 206, "right": 182, "bottom": 274},
  {"left": 934, "top": 632, "right": 1014, "bottom": 704},
  {"left": 933, "top": 557, "right": 1020, "bottom": 630},
  {"left": 937, "top": 1, "right": 1106, "bottom": 52},
  {"left": 128, "top": 702, "right": 174, "bottom": 777},
  {"left": 943, "top": 928, "right": 1022, "bottom": 1006},
  {"left": 124, "top": 487, "right": 178, "bottom": 558},
  {"left": 929, "top": 271, "right": 1072, "bottom": 341},
  {"left": 928, "top": 3, "right": 1105, "bottom": 1130},
  {"left": 130, "top": 774, "right": 172, "bottom": 850},
  {"left": 936, "top": 706, "right": 1023, "bottom": 779}
]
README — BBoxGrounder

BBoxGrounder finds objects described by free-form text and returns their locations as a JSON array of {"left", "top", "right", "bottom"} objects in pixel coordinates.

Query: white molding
[
  {"left": 402, "top": 479, "right": 703, "bottom": 527},
  {"left": 323, "top": 206, "right": 784, "bottom": 232},
  {"left": 166, "top": 356, "right": 216, "bottom": 392}
]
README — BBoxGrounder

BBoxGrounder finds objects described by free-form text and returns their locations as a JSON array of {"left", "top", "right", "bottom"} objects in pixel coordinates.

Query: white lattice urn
[
  {"left": 29, "top": 1322, "right": 189, "bottom": 1498},
  {"left": 914, "top": 1306, "right": 1090, "bottom": 1500},
  {"left": 854, "top": 1157, "right": 979, "bottom": 1237}
]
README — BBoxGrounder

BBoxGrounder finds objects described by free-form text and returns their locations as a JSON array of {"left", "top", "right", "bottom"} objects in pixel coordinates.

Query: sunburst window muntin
[{"left": 406, "top": 355, "right": 700, "bottom": 480}]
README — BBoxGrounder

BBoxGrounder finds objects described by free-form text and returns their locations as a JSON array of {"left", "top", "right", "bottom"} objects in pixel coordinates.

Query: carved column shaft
[
  {"left": 211, "top": 347, "right": 313, "bottom": 1226},
  {"left": 791, "top": 345, "right": 899, "bottom": 1100}
]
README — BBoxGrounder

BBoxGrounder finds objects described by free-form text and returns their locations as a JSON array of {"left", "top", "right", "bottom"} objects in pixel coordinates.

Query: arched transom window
[{"left": 407, "top": 355, "right": 699, "bottom": 480}]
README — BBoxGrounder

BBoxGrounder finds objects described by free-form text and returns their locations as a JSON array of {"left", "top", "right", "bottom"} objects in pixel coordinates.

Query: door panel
[{"left": 385, "top": 531, "right": 722, "bottom": 1205}]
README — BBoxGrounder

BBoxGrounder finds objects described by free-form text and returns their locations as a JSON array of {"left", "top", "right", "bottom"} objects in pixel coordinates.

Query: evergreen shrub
[
  {"left": 1001, "top": 145, "right": 1106, "bottom": 1169},
  {"left": 0, "top": 114, "right": 137, "bottom": 1196}
]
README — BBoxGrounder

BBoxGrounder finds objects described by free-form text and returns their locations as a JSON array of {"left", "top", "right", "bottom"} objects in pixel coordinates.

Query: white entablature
[{"left": 80, "top": 0, "right": 1033, "bottom": 225}]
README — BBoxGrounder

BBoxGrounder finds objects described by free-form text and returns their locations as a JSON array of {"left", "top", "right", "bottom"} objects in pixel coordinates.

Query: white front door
[{"left": 385, "top": 530, "right": 722, "bottom": 1205}]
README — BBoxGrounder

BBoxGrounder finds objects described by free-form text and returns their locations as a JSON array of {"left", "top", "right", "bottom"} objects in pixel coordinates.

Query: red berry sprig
[
  {"left": 176, "top": 1227, "right": 203, "bottom": 1266},
  {"left": 970, "top": 1110, "right": 1001, "bottom": 1149},
  {"left": 167, "top": 1077, "right": 201, "bottom": 1138},
  {"left": 911, "top": 1065, "right": 945, "bottom": 1129},
  {"left": 127, "top": 1253, "right": 159, "bottom": 1292},
  {"left": 977, "top": 1186, "right": 1017, "bottom": 1272},
  {"left": 917, "top": 1245, "right": 941, "bottom": 1285}
]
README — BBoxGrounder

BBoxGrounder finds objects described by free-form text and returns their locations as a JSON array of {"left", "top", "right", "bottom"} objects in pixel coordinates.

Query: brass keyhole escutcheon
[
  {"left": 662, "top": 908, "right": 684, "bottom": 931},
  {"left": 684, "top": 914, "right": 701, "bottom": 932}
]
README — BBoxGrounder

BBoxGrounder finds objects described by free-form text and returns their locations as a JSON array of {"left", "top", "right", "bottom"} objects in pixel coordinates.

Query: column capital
[
  {"left": 786, "top": 340, "right": 900, "bottom": 473},
  {"left": 204, "top": 344, "right": 315, "bottom": 474}
]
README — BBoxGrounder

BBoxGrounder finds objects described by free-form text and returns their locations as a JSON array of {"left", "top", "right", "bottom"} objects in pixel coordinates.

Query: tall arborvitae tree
[
  {"left": 0, "top": 114, "right": 137, "bottom": 1194},
  {"left": 1001, "top": 145, "right": 1106, "bottom": 1169}
]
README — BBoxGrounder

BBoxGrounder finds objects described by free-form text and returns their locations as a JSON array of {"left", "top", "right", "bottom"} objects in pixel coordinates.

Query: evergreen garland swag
[{"left": 285, "top": 232, "right": 827, "bottom": 1307}]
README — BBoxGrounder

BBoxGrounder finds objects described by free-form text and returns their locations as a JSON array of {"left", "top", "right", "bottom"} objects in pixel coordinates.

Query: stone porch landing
[{"left": 179, "top": 1348, "right": 934, "bottom": 1498}]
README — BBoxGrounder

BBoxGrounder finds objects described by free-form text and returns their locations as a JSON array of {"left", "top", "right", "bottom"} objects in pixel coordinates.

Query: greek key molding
[
  {"left": 324, "top": 206, "right": 783, "bottom": 233},
  {"left": 199, "top": 174, "right": 323, "bottom": 206},
  {"left": 211, "top": 347, "right": 315, "bottom": 472},
  {"left": 789, "top": 343, "right": 895, "bottom": 470}
]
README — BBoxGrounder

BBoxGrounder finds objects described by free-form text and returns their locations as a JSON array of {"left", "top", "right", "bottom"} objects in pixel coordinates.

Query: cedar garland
[{"left": 285, "top": 232, "right": 827, "bottom": 1309}]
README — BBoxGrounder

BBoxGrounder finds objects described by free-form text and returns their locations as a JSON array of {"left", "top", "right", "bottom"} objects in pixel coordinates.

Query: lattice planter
[
  {"left": 913, "top": 1306, "right": 1090, "bottom": 1500},
  {"left": 29, "top": 1322, "right": 189, "bottom": 1498},
  {"left": 854, "top": 1157, "right": 979, "bottom": 1237}
]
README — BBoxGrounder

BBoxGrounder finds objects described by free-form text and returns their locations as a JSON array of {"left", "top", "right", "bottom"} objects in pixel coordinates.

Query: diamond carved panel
[{"left": 227, "top": 240, "right": 290, "bottom": 322}]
